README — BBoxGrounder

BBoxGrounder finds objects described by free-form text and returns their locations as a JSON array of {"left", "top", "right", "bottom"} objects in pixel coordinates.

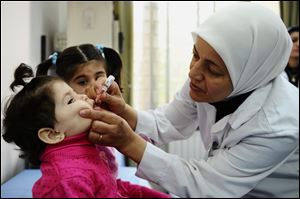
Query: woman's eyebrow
[{"left": 193, "top": 45, "right": 224, "bottom": 68}]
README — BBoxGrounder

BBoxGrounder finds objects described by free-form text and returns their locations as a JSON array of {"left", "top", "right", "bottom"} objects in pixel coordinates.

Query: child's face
[
  {"left": 67, "top": 60, "right": 107, "bottom": 99},
  {"left": 52, "top": 81, "right": 94, "bottom": 136}
]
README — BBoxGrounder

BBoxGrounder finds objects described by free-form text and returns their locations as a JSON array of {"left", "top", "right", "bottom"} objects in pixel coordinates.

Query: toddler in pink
[{"left": 33, "top": 133, "right": 169, "bottom": 198}]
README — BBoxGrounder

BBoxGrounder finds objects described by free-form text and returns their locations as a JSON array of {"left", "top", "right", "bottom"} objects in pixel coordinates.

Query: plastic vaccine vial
[
  {"left": 101, "top": 75, "right": 115, "bottom": 93},
  {"left": 95, "top": 75, "right": 115, "bottom": 105}
]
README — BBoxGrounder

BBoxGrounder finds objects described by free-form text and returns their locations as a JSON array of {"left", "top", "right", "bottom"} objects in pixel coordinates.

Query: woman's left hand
[
  {"left": 80, "top": 108, "right": 133, "bottom": 148},
  {"left": 80, "top": 108, "right": 147, "bottom": 163}
]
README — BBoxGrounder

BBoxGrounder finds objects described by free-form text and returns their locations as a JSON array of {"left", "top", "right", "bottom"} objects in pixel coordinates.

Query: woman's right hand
[
  {"left": 98, "top": 81, "right": 126, "bottom": 116},
  {"left": 98, "top": 82, "right": 138, "bottom": 130}
]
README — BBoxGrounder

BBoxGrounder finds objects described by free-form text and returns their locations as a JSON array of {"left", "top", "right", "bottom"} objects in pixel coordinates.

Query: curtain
[
  {"left": 133, "top": 2, "right": 199, "bottom": 110},
  {"left": 280, "top": 1, "right": 299, "bottom": 27},
  {"left": 113, "top": 1, "right": 133, "bottom": 105}
]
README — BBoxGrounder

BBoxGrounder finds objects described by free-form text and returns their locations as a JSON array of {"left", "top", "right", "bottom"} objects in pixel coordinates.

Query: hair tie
[
  {"left": 48, "top": 52, "right": 58, "bottom": 65},
  {"left": 95, "top": 44, "right": 105, "bottom": 58}
]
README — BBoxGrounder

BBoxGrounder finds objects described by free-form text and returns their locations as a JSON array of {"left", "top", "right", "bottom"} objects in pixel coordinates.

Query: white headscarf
[{"left": 192, "top": 2, "right": 292, "bottom": 97}]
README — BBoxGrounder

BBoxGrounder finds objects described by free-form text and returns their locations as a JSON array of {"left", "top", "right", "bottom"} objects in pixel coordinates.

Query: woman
[
  {"left": 282, "top": 26, "right": 299, "bottom": 87},
  {"left": 80, "top": 2, "right": 299, "bottom": 198}
]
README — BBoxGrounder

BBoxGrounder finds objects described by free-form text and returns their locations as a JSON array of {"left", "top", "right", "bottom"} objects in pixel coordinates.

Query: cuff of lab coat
[
  {"left": 135, "top": 142, "right": 172, "bottom": 184},
  {"left": 136, "top": 110, "right": 156, "bottom": 135}
]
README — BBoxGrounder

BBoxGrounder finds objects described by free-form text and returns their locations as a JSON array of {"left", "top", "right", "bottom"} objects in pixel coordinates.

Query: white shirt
[{"left": 135, "top": 77, "right": 299, "bottom": 198}]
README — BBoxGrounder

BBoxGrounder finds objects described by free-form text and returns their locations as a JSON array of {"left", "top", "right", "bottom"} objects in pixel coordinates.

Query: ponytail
[
  {"left": 102, "top": 47, "right": 123, "bottom": 87},
  {"left": 36, "top": 59, "right": 52, "bottom": 76},
  {"left": 10, "top": 63, "right": 34, "bottom": 91},
  {"left": 36, "top": 52, "right": 59, "bottom": 77}
]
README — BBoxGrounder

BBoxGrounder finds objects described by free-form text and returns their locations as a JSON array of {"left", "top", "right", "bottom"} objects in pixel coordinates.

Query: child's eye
[
  {"left": 78, "top": 80, "right": 87, "bottom": 86},
  {"left": 67, "top": 98, "right": 75, "bottom": 104}
]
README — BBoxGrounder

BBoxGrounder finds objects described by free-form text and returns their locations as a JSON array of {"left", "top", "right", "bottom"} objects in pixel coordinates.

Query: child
[
  {"left": 37, "top": 44, "right": 123, "bottom": 176},
  {"left": 36, "top": 44, "right": 122, "bottom": 99},
  {"left": 2, "top": 64, "right": 170, "bottom": 198}
]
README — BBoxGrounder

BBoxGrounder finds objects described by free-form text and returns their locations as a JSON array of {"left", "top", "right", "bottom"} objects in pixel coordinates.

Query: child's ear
[{"left": 38, "top": 128, "right": 65, "bottom": 144}]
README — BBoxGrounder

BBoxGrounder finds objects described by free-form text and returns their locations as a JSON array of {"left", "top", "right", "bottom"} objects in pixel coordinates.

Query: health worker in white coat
[{"left": 80, "top": 2, "right": 299, "bottom": 198}]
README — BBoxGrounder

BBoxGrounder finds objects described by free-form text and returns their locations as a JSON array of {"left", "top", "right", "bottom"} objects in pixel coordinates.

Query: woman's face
[
  {"left": 189, "top": 37, "right": 233, "bottom": 103},
  {"left": 290, "top": 31, "right": 299, "bottom": 59},
  {"left": 67, "top": 60, "right": 107, "bottom": 99}
]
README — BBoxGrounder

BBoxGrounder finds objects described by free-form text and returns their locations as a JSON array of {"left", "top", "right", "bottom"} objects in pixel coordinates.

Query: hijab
[{"left": 192, "top": 2, "right": 292, "bottom": 97}]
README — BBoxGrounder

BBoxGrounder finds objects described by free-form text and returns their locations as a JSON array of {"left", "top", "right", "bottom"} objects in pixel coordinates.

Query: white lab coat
[{"left": 135, "top": 76, "right": 299, "bottom": 198}]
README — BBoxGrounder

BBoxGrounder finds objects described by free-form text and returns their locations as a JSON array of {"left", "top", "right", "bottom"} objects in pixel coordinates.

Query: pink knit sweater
[{"left": 32, "top": 133, "right": 169, "bottom": 198}]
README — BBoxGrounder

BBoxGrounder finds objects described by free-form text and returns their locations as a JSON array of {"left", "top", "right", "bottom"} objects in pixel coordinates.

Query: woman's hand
[
  {"left": 98, "top": 82, "right": 138, "bottom": 130},
  {"left": 98, "top": 81, "right": 126, "bottom": 116},
  {"left": 80, "top": 108, "right": 146, "bottom": 163}
]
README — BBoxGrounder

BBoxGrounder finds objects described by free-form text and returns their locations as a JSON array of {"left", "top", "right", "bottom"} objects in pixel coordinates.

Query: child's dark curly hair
[{"left": 2, "top": 63, "right": 63, "bottom": 166}]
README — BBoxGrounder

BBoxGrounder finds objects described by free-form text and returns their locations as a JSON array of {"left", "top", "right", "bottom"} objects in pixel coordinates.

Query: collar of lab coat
[
  {"left": 208, "top": 81, "right": 271, "bottom": 134},
  {"left": 228, "top": 82, "right": 271, "bottom": 130}
]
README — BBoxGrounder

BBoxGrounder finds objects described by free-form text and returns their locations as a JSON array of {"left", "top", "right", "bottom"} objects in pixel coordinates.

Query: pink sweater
[{"left": 32, "top": 133, "right": 169, "bottom": 198}]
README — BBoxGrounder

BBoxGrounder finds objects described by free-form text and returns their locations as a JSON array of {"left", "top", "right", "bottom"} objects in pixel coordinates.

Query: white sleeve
[
  {"left": 136, "top": 79, "right": 199, "bottom": 145},
  {"left": 136, "top": 132, "right": 298, "bottom": 198}
]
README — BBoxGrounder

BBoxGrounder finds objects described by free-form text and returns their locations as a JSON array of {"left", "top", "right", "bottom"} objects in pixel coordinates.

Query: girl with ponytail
[{"left": 36, "top": 44, "right": 123, "bottom": 98}]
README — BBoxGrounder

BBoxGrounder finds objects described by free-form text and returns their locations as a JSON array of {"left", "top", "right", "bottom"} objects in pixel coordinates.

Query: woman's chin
[{"left": 190, "top": 91, "right": 207, "bottom": 102}]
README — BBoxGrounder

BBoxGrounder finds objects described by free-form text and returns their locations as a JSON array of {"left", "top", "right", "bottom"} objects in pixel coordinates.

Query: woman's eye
[
  {"left": 67, "top": 98, "right": 75, "bottom": 104},
  {"left": 193, "top": 52, "right": 199, "bottom": 59},
  {"left": 207, "top": 62, "right": 224, "bottom": 77},
  {"left": 208, "top": 67, "right": 223, "bottom": 77},
  {"left": 209, "top": 70, "right": 222, "bottom": 76}
]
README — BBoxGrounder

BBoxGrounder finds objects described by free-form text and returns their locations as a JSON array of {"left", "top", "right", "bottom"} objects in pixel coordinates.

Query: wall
[
  {"left": 1, "top": 1, "right": 114, "bottom": 184},
  {"left": 1, "top": 1, "right": 62, "bottom": 184},
  {"left": 67, "top": 1, "right": 113, "bottom": 47}
]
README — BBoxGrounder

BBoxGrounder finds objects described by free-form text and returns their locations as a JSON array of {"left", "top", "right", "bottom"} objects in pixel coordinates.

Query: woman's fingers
[
  {"left": 80, "top": 108, "right": 110, "bottom": 121},
  {"left": 90, "top": 120, "right": 112, "bottom": 134},
  {"left": 89, "top": 131, "right": 104, "bottom": 143},
  {"left": 80, "top": 107, "right": 133, "bottom": 148}
]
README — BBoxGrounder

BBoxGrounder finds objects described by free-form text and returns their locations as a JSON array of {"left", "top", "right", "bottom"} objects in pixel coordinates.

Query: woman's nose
[{"left": 189, "top": 62, "right": 204, "bottom": 81}]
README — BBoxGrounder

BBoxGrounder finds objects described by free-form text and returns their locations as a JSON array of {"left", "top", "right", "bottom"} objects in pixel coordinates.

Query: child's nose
[{"left": 85, "top": 84, "right": 98, "bottom": 100}]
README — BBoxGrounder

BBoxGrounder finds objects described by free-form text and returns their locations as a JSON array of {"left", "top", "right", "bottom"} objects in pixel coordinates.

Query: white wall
[
  {"left": 1, "top": 1, "right": 113, "bottom": 184},
  {"left": 1, "top": 1, "right": 62, "bottom": 184},
  {"left": 67, "top": 1, "right": 113, "bottom": 47}
]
